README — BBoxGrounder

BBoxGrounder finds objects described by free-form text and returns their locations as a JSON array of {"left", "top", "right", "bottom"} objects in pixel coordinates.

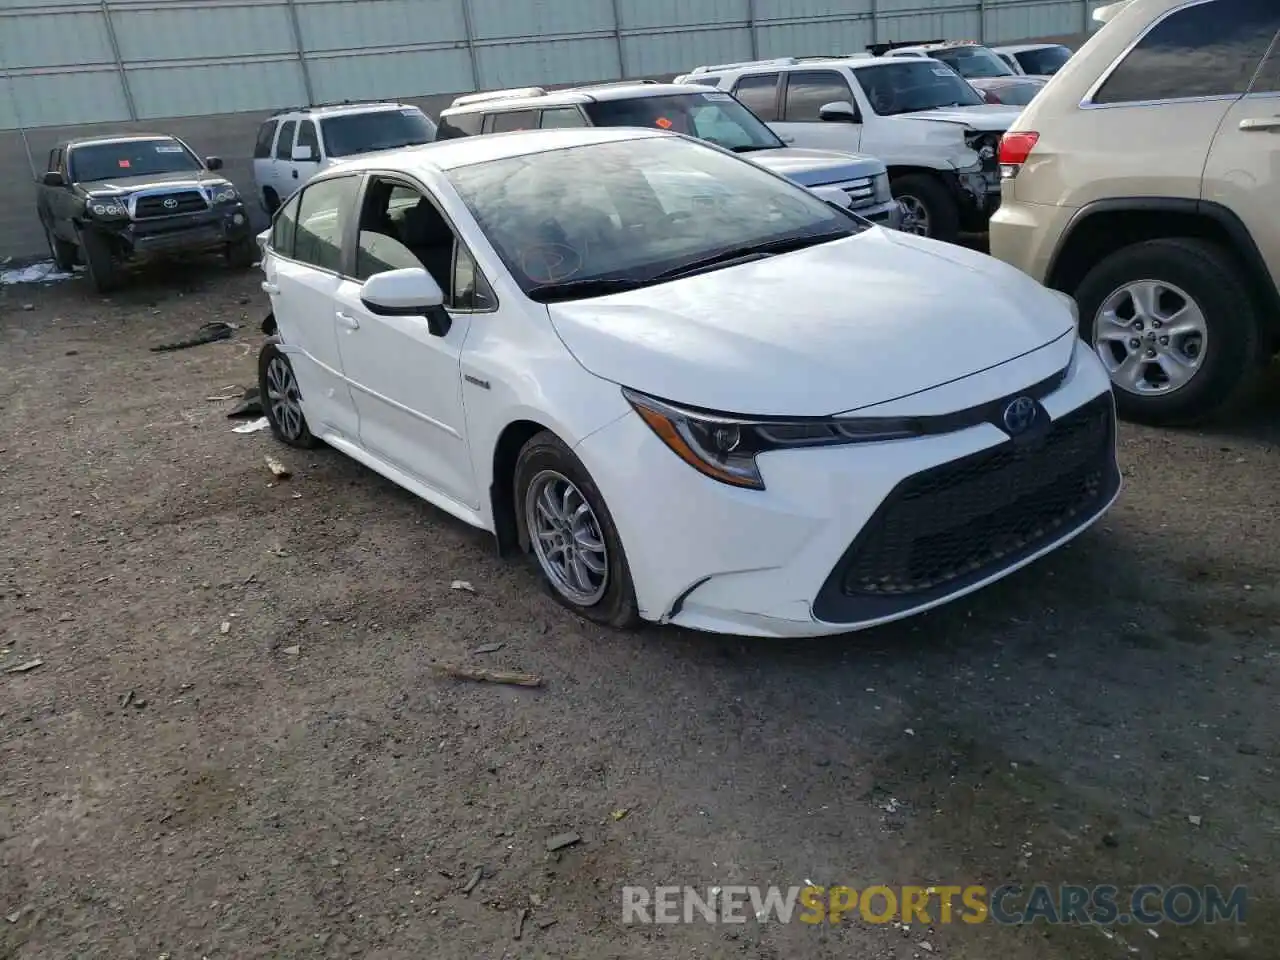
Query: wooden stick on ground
[{"left": 431, "top": 663, "right": 543, "bottom": 687}]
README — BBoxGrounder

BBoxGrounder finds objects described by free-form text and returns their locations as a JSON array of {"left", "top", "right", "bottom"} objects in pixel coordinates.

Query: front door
[
  {"left": 773, "top": 69, "right": 864, "bottom": 152},
  {"left": 332, "top": 176, "right": 493, "bottom": 508},
  {"left": 292, "top": 118, "right": 323, "bottom": 189}
]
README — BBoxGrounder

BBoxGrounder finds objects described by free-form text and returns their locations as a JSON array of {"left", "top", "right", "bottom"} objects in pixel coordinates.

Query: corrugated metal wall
[{"left": 0, "top": 0, "right": 1106, "bottom": 131}]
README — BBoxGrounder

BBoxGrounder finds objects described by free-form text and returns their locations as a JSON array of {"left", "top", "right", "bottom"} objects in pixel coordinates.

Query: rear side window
[
  {"left": 539, "top": 107, "right": 588, "bottom": 129},
  {"left": 254, "top": 120, "right": 277, "bottom": 159},
  {"left": 271, "top": 192, "right": 300, "bottom": 257},
  {"left": 437, "top": 113, "right": 483, "bottom": 138},
  {"left": 1092, "top": 0, "right": 1280, "bottom": 105},
  {"left": 275, "top": 120, "right": 296, "bottom": 159},
  {"left": 297, "top": 120, "right": 320, "bottom": 158},
  {"left": 732, "top": 73, "right": 781, "bottom": 121},
  {"left": 293, "top": 175, "right": 360, "bottom": 273},
  {"left": 688, "top": 75, "right": 721, "bottom": 86},
  {"left": 486, "top": 110, "right": 538, "bottom": 132},
  {"left": 783, "top": 70, "right": 855, "bottom": 121}
]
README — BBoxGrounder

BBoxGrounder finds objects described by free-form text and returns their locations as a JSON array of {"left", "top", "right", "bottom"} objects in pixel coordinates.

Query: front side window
[
  {"left": 539, "top": 107, "right": 588, "bottom": 129},
  {"left": 254, "top": 120, "right": 277, "bottom": 159},
  {"left": 1014, "top": 45, "right": 1071, "bottom": 75},
  {"left": 318, "top": 108, "right": 437, "bottom": 158},
  {"left": 271, "top": 192, "right": 300, "bottom": 257},
  {"left": 68, "top": 138, "right": 204, "bottom": 182},
  {"left": 731, "top": 73, "right": 781, "bottom": 121},
  {"left": 1092, "top": 0, "right": 1280, "bottom": 105},
  {"left": 446, "top": 135, "right": 862, "bottom": 299},
  {"left": 930, "top": 46, "right": 1016, "bottom": 79},
  {"left": 1254, "top": 36, "right": 1280, "bottom": 93},
  {"left": 275, "top": 120, "right": 296, "bottom": 160},
  {"left": 854, "top": 61, "right": 985, "bottom": 116},
  {"left": 783, "top": 70, "right": 856, "bottom": 122},
  {"left": 293, "top": 175, "right": 360, "bottom": 273},
  {"left": 583, "top": 92, "right": 783, "bottom": 152},
  {"left": 296, "top": 120, "right": 320, "bottom": 158}
]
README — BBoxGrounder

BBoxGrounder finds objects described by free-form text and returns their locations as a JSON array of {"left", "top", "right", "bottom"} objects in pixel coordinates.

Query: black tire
[
  {"left": 1073, "top": 238, "right": 1267, "bottom": 426},
  {"left": 227, "top": 236, "right": 257, "bottom": 270},
  {"left": 78, "top": 228, "right": 122, "bottom": 293},
  {"left": 890, "top": 173, "right": 961, "bottom": 244},
  {"left": 262, "top": 188, "right": 280, "bottom": 215},
  {"left": 513, "top": 430, "right": 640, "bottom": 629},
  {"left": 258, "top": 342, "right": 321, "bottom": 449},
  {"left": 44, "top": 222, "right": 77, "bottom": 272}
]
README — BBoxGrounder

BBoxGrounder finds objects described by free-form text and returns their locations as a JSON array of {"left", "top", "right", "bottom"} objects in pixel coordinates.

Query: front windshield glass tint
[
  {"left": 1016, "top": 45, "right": 1071, "bottom": 75},
  {"left": 931, "top": 46, "right": 1016, "bottom": 78},
  {"left": 319, "top": 108, "right": 437, "bottom": 158},
  {"left": 856, "top": 61, "right": 986, "bottom": 115},
  {"left": 446, "top": 135, "right": 856, "bottom": 292},
  {"left": 990, "top": 81, "right": 1042, "bottom": 105},
  {"left": 583, "top": 91, "right": 782, "bottom": 152},
  {"left": 69, "top": 139, "right": 202, "bottom": 182}
]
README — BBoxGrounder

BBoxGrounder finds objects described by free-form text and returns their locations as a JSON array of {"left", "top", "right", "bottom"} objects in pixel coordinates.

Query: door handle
[
  {"left": 261, "top": 281, "right": 280, "bottom": 294},
  {"left": 292, "top": 169, "right": 299, "bottom": 178},
  {"left": 780, "top": 135, "right": 796, "bottom": 143},
  {"left": 1239, "top": 116, "right": 1280, "bottom": 132},
  {"left": 336, "top": 311, "right": 360, "bottom": 330}
]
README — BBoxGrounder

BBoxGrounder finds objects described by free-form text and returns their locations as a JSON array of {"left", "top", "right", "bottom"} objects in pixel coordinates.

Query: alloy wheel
[
  {"left": 1092, "top": 279, "right": 1208, "bottom": 396},
  {"left": 265, "top": 355, "right": 305, "bottom": 440},
  {"left": 524, "top": 469, "right": 609, "bottom": 606},
  {"left": 896, "top": 195, "right": 931, "bottom": 236}
]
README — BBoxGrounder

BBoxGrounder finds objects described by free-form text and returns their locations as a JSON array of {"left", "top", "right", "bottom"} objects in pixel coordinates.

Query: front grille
[
  {"left": 839, "top": 395, "right": 1114, "bottom": 598},
  {"left": 134, "top": 191, "right": 208, "bottom": 219},
  {"left": 833, "top": 176, "right": 876, "bottom": 209}
]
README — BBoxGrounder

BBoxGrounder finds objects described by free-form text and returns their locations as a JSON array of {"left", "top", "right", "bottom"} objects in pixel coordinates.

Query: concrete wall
[{"left": 0, "top": 29, "right": 1091, "bottom": 262}]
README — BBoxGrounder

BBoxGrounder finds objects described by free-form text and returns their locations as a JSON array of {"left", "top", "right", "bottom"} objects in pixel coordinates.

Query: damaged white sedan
[{"left": 257, "top": 126, "right": 1120, "bottom": 638}]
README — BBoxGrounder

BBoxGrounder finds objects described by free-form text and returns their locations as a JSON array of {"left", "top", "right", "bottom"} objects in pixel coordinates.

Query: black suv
[{"left": 35, "top": 134, "right": 256, "bottom": 292}]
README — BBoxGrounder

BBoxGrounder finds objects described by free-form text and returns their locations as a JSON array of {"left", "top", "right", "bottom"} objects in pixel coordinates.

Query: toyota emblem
[
  {"left": 1002, "top": 396, "right": 1037, "bottom": 435},
  {"left": 162, "top": 197, "right": 178, "bottom": 210}
]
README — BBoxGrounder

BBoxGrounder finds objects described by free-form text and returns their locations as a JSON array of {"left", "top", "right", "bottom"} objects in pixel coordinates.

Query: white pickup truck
[{"left": 674, "top": 55, "right": 1023, "bottom": 243}]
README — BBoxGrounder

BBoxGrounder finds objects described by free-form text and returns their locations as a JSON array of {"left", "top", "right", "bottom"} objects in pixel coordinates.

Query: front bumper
[
  {"left": 106, "top": 204, "right": 252, "bottom": 258},
  {"left": 953, "top": 170, "right": 1002, "bottom": 232},
  {"left": 575, "top": 337, "right": 1119, "bottom": 639},
  {"left": 855, "top": 198, "right": 903, "bottom": 230}
]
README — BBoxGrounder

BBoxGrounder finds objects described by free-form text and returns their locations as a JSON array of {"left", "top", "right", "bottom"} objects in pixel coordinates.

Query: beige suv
[{"left": 990, "top": 0, "right": 1280, "bottom": 425}]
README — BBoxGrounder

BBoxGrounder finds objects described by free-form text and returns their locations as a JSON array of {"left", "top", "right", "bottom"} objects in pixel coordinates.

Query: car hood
[
  {"left": 547, "top": 229, "right": 1074, "bottom": 417},
  {"left": 745, "top": 147, "right": 884, "bottom": 186},
  {"left": 898, "top": 104, "right": 1024, "bottom": 130},
  {"left": 80, "top": 170, "right": 225, "bottom": 196}
]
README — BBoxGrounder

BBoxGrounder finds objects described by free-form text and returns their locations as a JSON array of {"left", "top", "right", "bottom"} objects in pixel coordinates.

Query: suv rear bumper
[
  {"left": 101, "top": 204, "right": 253, "bottom": 259},
  {"left": 989, "top": 198, "right": 1074, "bottom": 284}
]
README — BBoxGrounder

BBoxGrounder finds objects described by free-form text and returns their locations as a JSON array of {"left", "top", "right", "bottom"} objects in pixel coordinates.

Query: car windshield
[
  {"left": 446, "top": 135, "right": 863, "bottom": 300},
  {"left": 856, "top": 61, "right": 986, "bottom": 115},
  {"left": 582, "top": 91, "right": 783, "bottom": 153},
  {"left": 1015, "top": 45, "right": 1071, "bottom": 75},
  {"left": 988, "top": 80, "right": 1042, "bottom": 106},
  {"left": 69, "top": 138, "right": 203, "bottom": 182},
  {"left": 930, "top": 46, "right": 1016, "bottom": 78},
  {"left": 320, "top": 108, "right": 437, "bottom": 158}
]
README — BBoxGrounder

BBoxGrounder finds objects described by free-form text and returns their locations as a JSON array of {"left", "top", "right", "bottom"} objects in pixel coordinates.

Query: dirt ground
[{"left": 1, "top": 264, "right": 1278, "bottom": 960}]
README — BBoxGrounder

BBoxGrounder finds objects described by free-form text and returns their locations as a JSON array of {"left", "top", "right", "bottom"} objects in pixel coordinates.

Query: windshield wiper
[
  {"left": 730, "top": 144, "right": 774, "bottom": 153},
  {"left": 647, "top": 231, "right": 853, "bottom": 283},
  {"left": 525, "top": 277, "right": 649, "bottom": 303}
]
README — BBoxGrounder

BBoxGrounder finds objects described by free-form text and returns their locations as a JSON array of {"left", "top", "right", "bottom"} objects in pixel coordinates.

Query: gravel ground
[{"left": 1, "top": 265, "right": 1278, "bottom": 960}]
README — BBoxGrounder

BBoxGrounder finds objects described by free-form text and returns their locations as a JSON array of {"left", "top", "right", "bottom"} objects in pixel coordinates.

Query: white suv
[
  {"left": 255, "top": 126, "right": 1119, "bottom": 638},
  {"left": 251, "top": 102, "right": 436, "bottom": 214},
  {"left": 675, "top": 55, "right": 1023, "bottom": 242}
]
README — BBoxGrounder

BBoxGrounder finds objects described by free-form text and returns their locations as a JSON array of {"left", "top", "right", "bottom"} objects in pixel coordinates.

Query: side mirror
[
  {"left": 359, "top": 267, "right": 451, "bottom": 337},
  {"left": 291, "top": 145, "right": 314, "bottom": 162},
  {"left": 41, "top": 171, "right": 66, "bottom": 187},
  {"left": 205, "top": 155, "right": 224, "bottom": 170},
  {"left": 818, "top": 100, "right": 861, "bottom": 124},
  {"left": 811, "top": 186, "right": 853, "bottom": 209}
]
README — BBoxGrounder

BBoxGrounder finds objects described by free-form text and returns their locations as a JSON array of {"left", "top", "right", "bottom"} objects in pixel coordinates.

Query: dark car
[{"left": 35, "top": 134, "right": 256, "bottom": 292}]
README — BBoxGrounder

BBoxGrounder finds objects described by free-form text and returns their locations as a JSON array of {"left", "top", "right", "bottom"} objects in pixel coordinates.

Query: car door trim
[{"left": 345, "top": 377, "right": 462, "bottom": 438}]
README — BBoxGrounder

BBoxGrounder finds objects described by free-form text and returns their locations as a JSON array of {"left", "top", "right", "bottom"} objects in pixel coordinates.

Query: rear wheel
[
  {"left": 258, "top": 342, "right": 320, "bottom": 448},
  {"left": 513, "top": 431, "right": 639, "bottom": 629},
  {"left": 1073, "top": 237, "right": 1267, "bottom": 425},
  {"left": 890, "top": 173, "right": 960, "bottom": 243},
  {"left": 78, "top": 228, "right": 122, "bottom": 293}
]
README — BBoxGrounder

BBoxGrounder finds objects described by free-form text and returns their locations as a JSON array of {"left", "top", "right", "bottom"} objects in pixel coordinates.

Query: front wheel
[
  {"left": 890, "top": 173, "right": 960, "bottom": 243},
  {"left": 258, "top": 342, "right": 321, "bottom": 448},
  {"left": 514, "top": 431, "right": 639, "bottom": 629},
  {"left": 44, "top": 222, "right": 77, "bottom": 271},
  {"left": 227, "top": 236, "right": 257, "bottom": 270},
  {"left": 78, "top": 228, "right": 122, "bottom": 293},
  {"left": 1073, "top": 238, "right": 1267, "bottom": 426}
]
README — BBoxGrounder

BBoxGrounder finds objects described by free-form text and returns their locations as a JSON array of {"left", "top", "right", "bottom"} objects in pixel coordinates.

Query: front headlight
[
  {"left": 623, "top": 388, "right": 922, "bottom": 491},
  {"left": 211, "top": 184, "right": 239, "bottom": 204},
  {"left": 872, "top": 172, "right": 893, "bottom": 205},
  {"left": 89, "top": 199, "right": 128, "bottom": 218}
]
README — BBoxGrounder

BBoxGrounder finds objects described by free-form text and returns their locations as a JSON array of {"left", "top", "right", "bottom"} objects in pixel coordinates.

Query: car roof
[
  {"left": 992, "top": 43, "right": 1063, "bottom": 54},
  {"left": 65, "top": 134, "right": 178, "bottom": 148},
  {"left": 442, "top": 82, "right": 728, "bottom": 115},
  {"left": 324, "top": 126, "right": 667, "bottom": 174},
  {"left": 276, "top": 102, "right": 416, "bottom": 119}
]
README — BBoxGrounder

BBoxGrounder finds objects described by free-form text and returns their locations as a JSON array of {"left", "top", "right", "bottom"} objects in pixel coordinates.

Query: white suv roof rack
[
  {"left": 449, "top": 86, "right": 548, "bottom": 108},
  {"left": 685, "top": 57, "right": 799, "bottom": 75}
]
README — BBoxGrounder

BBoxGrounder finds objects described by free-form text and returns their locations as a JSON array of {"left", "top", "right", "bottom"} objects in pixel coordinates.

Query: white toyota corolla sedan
[{"left": 256, "top": 126, "right": 1121, "bottom": 638}]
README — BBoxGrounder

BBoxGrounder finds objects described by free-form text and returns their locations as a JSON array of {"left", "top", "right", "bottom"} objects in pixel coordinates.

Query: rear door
[
  {"left": 730, "top": 72, "right": 783, "bottom": 135},
  {"left": 1203, "top": 8, "right": 1280, "bottom": 296},
  {"left": 251, "top": 119, "right": 277, "bottom": 205},
  {"left": 272, "top": 119, "right": 298, "bottom": 202}
]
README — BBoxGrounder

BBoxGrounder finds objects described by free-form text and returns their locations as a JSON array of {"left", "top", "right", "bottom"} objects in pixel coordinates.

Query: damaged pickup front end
[{"left": 954, "top": 129, "right": 1003, "bottom": 231}]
